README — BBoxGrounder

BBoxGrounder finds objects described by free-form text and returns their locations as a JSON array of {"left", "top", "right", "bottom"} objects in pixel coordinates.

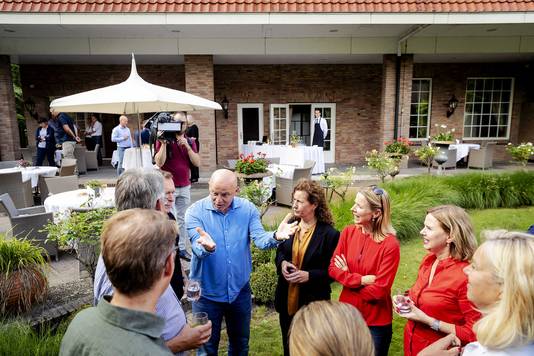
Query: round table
[{"left": 44, "top": 187, "right": 115, "bottom": 221}]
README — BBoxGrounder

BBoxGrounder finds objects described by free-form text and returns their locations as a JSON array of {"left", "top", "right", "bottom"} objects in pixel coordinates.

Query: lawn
[{"left": 242, "top": 206, "right": 534, "bottom": 356}]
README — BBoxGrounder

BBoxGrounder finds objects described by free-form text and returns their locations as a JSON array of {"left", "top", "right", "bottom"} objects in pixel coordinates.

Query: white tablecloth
[
  {"left": 112, "top": 148, "right": 154, "bottom": 170},
  {"left": 111, "top": 150, "right": 119, "bottom": 167},
  {"left": 449, "top": 144, "right": 480, "bottom": 162},
  {"left": 44, "top": 188, "right": 115, "bottom": 219},
  {"left": 241, "top": 144, "right": 325, "bottom": 174},
  {"left": 0, "top": 166, "right": 58, "bottom": 188}
]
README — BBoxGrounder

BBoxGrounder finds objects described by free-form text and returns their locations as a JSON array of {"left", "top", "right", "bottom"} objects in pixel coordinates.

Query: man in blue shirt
[
  {"left": 186, "top": 169, "right": 297, "bottom": 355},
  {"left": 111, "top": 115, "right": 133, "bottom": 176},
  {"left": 50, "top": 108, "right": 80, "bottom": 161}
]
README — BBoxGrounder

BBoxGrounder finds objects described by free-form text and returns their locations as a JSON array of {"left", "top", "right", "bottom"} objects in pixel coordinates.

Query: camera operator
[{"left": 154, "top": 112, "right": 200, "bottom": 262}]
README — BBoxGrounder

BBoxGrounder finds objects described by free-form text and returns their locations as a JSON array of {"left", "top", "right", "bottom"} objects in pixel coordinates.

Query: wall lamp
[
  {"left": 446, "top": 95, "right": 459, "bottom": 118},
  {"left": 23, "top": 97, "right": 38, "bottom": 120},
  {"left": 221, "top": 96, "right": 229, "bottom": 119}
]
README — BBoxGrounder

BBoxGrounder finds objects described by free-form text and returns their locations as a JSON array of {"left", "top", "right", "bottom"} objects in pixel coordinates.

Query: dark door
[{"left": 243, "top": 107, "right": 260, "bottom": 143}]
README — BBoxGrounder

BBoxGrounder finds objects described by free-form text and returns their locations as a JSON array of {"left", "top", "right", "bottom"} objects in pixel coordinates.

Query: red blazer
[
  {"left": 404, "top": 254, "right": 481, "bottom": 356},
  {"left": 328, "top": 225, "right": 400, "bottom": 326}
]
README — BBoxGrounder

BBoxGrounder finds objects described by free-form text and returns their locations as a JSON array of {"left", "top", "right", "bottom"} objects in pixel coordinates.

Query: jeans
[
  {"left": 173, "top": 185, "right": 191, "bottom": 251},
  {"left": 117, "top": 146, "right": 127, "bottom": 176},
  {"left": 36, "top": 147, "right": 55, "bottom": 167},
  {"left": 192, "top": 283, "right": 252, "bottom": 356},
  {"left": 369, "top": 324, "right": 392, "bottom": 356}
]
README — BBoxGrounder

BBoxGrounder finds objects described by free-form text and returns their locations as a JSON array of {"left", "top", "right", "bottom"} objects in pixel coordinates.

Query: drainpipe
[{"left": 394, "top": 25, "right": 429, "bottom": 139}]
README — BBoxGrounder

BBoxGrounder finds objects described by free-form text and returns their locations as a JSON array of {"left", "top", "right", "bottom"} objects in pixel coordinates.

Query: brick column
[
  {"left": 379, "top": 54, "right": 414, "bottom": 149},
  {"left": 184, "top": 55, "right": 216, "bottom": 174},
  {"left": 0, "top": 56, "right": 21, "bottom": 160}
]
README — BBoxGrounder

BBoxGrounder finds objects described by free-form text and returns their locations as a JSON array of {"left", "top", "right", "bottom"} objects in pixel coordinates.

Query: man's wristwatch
[{"left": 430, "top": 319, "right": 441, "bottom": 331}]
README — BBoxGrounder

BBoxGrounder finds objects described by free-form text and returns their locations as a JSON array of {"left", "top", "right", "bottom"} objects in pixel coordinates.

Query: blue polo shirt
[
  {"left": 186, "top": 196, "right": 279, "bottom": 303},
  {"left": 56, "top": 113, "right": 76, "bottom": 144}
]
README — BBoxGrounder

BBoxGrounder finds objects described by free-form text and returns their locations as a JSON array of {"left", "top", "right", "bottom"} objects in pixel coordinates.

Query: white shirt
[
  {"left": 314, "top": 116, "right": 328, "bottom": 139},
  {"left": 89, "top": 121, "right": 103, "bottom": 136},
  {"left": 463, "top": 342, "right": 534, "bottom": 356},
  {"left": 38, "top": 127, "right": 47, "bottom": 148}
]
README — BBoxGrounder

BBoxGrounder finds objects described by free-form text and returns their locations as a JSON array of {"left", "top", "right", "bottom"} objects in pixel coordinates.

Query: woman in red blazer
[
  {"left": 329, "top": 186, "right": 400, "bottom": 356},
  {"left": 394, "top": 205, "right": 480, "bottom": 356}
]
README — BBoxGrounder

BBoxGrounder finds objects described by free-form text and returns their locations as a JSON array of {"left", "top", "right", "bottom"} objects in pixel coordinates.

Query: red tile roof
[{"left": 0, "top": 0, "right": 533, "bottom": 13}]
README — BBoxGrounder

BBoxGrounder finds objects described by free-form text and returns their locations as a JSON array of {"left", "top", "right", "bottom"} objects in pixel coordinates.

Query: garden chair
[
  {"left": 468, "top": 142, "right": 496, "bottom": 170},
  {"left": 0, "top": 193, "right": 58, "bottom": 261},
  {"left": 266, "top": 157, "right": 280, "bottom": 165},
  {"left": 276, "top": 160, "right": 315, "bottom": 206},
  {"left": 226, "top": 159, "right": 237, "bottom": 170},
  {"left": 0, "top": 171, "right": 34, "bottom": 209},
  {"left": 85, "top": 144, "right": 99, "bottom": 171},
  {"left": 59, "top": 158, "right": 77, "bottom": 176},
  {"left": 0, "top": 160, "right": 18, "bottom": 169},
  {"left": 73, "top": 146, "right": 87, "bottom": 174},
  {"left": 38, "top": 175, "right": 79, "bottom": 200}
]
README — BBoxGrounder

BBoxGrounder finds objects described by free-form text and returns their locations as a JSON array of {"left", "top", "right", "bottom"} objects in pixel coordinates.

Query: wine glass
[
  {"left": 190, "top": 312, "right": 208, "bottom": 328},
  {"left": 186, "top": 279, "right": 201, "bottom": 302},
  {"left": 394, "top": 290, "right": 412, "bottom": 314}
]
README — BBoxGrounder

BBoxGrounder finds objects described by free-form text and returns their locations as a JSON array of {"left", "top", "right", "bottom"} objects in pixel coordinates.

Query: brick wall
[
  {"left": 214, "top": 64, "right": 383, "bottom": 165},
  {"left": 184, "top": 55, "right": 217, "bottom": 173},
  {"left": 413, "top": 62, "right": 530, "bottom": 161},
  {"left": 0, "top": 56, "right": 21, "bottom": 160}
]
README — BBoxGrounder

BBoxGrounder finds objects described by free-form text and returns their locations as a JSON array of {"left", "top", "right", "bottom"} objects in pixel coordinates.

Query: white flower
[
  {"left": 451, "top": 128, "right": 455, "bottom": 132},
  {"left": 434, "top": 123, "right": 439, "bottom": 127},
  {"left": 440, "top": 124, "right": 447, "bottom": 129}
]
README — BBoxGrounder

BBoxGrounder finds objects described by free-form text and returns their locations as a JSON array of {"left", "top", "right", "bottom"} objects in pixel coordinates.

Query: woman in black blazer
[
  {"left": 275, "top": 178, "right": 340, "bottom": 356},
  {"left": 35, "top": 117, "right": 56, "bottom": 166}
]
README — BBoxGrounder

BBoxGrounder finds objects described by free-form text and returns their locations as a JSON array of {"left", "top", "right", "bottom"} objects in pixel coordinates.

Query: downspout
[{"left": 394, "top": 25, "right": 430, "bottom": 139}]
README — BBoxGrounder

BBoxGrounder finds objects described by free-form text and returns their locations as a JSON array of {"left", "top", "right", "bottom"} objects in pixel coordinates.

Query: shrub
[
  {"left": 251, "top": 244, "right": 275, "bottom": 268},
  {"left": 384, "top": 137, "right": 412, "bottom": 155},
  {"left": 414, "top": 144, "right": 440, "bottom": 174},
  {"left": 506, "top": 142, "right": 534, "bottom": 166},
  {"left": 365, "top": 150, "right": 397, "bottom": 183},
  {"left": 250, "top": 262, "right": 277, "bottom": 305},
  {"left": 320, "top": 166, "right": 357, "bottom": 203}
]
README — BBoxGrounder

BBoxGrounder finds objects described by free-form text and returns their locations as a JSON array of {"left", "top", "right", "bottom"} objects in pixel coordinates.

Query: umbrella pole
[{"left": 137, "top": 110, "right": 143, "bottom": 168}]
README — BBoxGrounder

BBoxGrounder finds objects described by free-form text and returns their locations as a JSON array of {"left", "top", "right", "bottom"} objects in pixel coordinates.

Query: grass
[
  {"left": 243, "top": 206, "right": 534, "bottom": 356},
  {"left": 0, "top": 320, "right": 68, "bottom": 356}
]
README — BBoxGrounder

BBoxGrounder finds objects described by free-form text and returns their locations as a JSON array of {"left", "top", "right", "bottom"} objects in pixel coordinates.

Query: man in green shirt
[{"left": 60, "top": 209, "right": 185, "bottom": 355}]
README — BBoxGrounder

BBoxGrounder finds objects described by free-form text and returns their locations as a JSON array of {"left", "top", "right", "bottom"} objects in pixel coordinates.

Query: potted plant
[
  {"left": 235, "top": 153, "right": 271, "bottom": 182},
  {"left": 431, "top": 124, "right": 456, "bottom": 146},
  {"left": 85, "top": 179, "right": 106, "bottom": 197},
  {"left": 506, "top": 142, "right": 534, "bottom": 167},
  {"left": 0, "top": 233, "right": 48, "bottom": 314},
  {"left": 290, "top": 132, "right": 301, "bottom": 148},
  {"left": 384, "top": 137, "right": 412, "bottom": 169},
  {"left": 414, "top": 143, "right": 440, "bottom": 174},
  {"left": 43, "top": 208, "right": 115, "bottom": 279}
]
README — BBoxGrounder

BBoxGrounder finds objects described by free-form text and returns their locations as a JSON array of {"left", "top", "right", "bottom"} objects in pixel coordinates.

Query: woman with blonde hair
[
  {"left": 419, "top": 230, "right": 534, "bottom": 356},
  {"left": 328, "top": 186, "right": 400, "bottom": 356},
  {"left": 275, "top": 179, "right": 339, "bottom": 356},
  {"left": 395, "top": 205, "right": 480, "bottom": 356},
  {"left": 289, "top": 300, "right": 374, "bottom": 356}
]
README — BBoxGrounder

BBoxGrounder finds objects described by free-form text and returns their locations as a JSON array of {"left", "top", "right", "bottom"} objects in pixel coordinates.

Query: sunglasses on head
[{"left": 368, "top": 185, "right": 384, "bottom": 210}]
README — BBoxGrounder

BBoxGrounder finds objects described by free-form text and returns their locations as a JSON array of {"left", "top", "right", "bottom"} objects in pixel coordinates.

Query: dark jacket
[
  {"left": 274, "top": 221, "right": 340, "bottom": 313},
  {"left": 35, "top": 125, "right": 56, "bottom": 150}
]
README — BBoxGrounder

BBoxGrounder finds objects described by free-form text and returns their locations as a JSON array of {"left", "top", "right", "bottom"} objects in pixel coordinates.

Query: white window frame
[
  {"left": 462, "top": 77, "right": 514, "bottom": 141},
  {"left": 408, "top": 78, "right": 432, "bottom": 141},
  {"left": 270, "top": 104, "right": 290, "bottom": 145}
]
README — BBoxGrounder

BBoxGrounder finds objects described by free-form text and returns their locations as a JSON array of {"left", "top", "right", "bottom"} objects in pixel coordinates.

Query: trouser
[
  {"left": 36, "top": 147, "right": 55, "bottom": 167},
  {"left": 92, "top": 136, "right": 103, "bottom": 165},
  {"left": 117, "top": 146, "right": 128, "bottom": 176},
  {"left": 278, "top": 308, "right": 294, "bottom": 356},
  {"left": 369, "top": 324, "right": 393, "bottom": 356},
  {"left": 192, "top": 283, "right": 252, "bottom": 356},
  {"left": 173, "top": 185, "right": 191, "bottom": 251},
  {"left": 62, "top": 141, "right": 76, "bottom": 160}
]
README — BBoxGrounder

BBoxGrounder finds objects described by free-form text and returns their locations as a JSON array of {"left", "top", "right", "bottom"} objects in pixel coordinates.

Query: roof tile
[{"left": 1, "top": 0, "right": 534, "bottom": 13}]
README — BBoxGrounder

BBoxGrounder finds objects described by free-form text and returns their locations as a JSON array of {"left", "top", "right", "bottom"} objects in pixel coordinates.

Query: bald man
[
  {"left": 185, "top": 169, "right": 297, "bottom": 355},
  {"left": 111, "top": 115, "right": 132, "bottom": 176}
]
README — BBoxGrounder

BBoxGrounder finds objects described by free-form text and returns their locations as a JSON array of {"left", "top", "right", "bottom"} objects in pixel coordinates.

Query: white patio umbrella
[{"left": 50, "top": 54, "right": 221, "bottom": 166}]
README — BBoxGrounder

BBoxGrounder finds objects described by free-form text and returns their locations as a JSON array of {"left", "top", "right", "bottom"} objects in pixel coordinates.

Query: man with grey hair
[{"left": 93, "top": 169, "right": 211, "bottom": 355}]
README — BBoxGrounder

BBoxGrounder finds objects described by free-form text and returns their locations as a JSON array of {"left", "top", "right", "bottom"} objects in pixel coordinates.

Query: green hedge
[{"left": 250, "top": 262, "right": 278, "bottom": 305}]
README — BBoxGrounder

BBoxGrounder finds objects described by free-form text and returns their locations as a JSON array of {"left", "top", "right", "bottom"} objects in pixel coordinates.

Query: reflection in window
[{"left": 409, "top": 79, "right": 432, "bottom": 140}]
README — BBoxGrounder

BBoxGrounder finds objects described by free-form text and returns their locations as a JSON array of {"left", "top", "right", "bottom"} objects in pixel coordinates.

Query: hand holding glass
[
  {"left": 191, "top": 312, "right": 208, "bottom": 328},
  {"left": 394, "top": 290, "right": 412, "bottom": 314}
]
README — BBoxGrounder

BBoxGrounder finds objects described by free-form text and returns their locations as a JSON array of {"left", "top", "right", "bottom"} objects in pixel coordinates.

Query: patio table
[
  {"left": 0, "top": 166, "right": 58, "bottom": 188},
  {"left": 241, "top": 144, "right": 325, "bottom": 174},
  {"left": 449, "top": 143, "right": 480, "bottom": 162},
  {"left": 44, "top": 187, "right": 115, "bottom": 221},
  {"left": 122, "top": 147, "right": 154, "bottom": 170}
]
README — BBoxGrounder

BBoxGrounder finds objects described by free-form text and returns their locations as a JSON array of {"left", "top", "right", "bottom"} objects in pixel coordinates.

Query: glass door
[
  {"left": 270, "top": 104, "right": 290, "bottom": 145},
  {"left": 311, "top": 103, "right": 336, "bottom": 163}
]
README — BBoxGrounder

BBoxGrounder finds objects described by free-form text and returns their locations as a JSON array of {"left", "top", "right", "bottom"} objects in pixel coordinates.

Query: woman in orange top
[
  {"left": 394, "top": 205, "right": 480, "bottom": 356},
  {"left": 275, "top": 179, "right": 339, "bottom": 356},
  {"left": 328, "top": 186, "right": 400, "bottom": 356}
]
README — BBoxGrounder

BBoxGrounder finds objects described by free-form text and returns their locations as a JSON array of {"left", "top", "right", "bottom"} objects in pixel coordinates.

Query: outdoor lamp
[
  {"left": 23, "top": 97, "right": 38, "bottom": 119},
  {"left": 221, "top": 96, "right": 229, "bottom": 119},
  {"left": 446, "top": 95, "right": 459, "bottom": 118}
]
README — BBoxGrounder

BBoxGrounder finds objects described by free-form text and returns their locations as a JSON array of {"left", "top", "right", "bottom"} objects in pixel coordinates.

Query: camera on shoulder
[{"left": 149, "top": 112, "right": 184, "bottom": 143}]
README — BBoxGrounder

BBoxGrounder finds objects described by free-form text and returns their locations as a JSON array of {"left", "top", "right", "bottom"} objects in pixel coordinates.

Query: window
[
  {"left": 409, "top": 79, "right": 432, "bottom": 140},
  {"left": 271, "top": 106, "right": 288, "bottom": 145},
  {"left": 463, "top": 78, "right": 513, "bottom": 139}
]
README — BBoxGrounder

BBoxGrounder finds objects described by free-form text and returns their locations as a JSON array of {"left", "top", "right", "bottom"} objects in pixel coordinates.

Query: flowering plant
[
  {"left": 235, "top": 153, "right": 268, "bottom": 175},
  {"left": 506, "top": 142, "right": 534, "bottom": 167},
  {"left": 384, "top": 137, "right": 412, "bottom": 155},
  {"left": 17, "top": 159, "right": 31, "bottom": 168},
  {"left": 414, "top": 144, "right": 440, "bottom": 174},
  {"left": 365, "top": 150, "right": 398, "bottom": 183},
  {"left": 290, "top": 133, "right": 301, "bottom": 146},
  {"left": 431, "top": 124, "right": 455, "bottom": 142}
]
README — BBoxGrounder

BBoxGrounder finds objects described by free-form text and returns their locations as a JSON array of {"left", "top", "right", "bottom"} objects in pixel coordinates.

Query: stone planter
[
  {"left": 236, "top": 171, "right": 273, "bottom": 185},
  {"left": 1, "top": 267, "right": 47, "bottom": 313},
  {"left": 386, "top": 153, "right": 409, "bottom": 169}
]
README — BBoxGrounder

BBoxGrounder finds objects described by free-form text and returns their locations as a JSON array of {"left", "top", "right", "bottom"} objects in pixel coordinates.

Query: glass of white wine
[{"left": 186, "top": 279, "right": 201, "bottom": 302}]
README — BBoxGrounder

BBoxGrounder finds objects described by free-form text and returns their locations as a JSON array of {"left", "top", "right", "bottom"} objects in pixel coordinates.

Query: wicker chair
[
  {"left": 0, "top": 171, "right": 33, "bottom": 209},
  {"left": 59, "top": 158, "right": 77, "bottom": 176},
  {"left": 39, "top": 175, "right": 79, "bottom": 200},
  {"left": 0, "top": 161, "right": 19, "bottom": 169},
  {"left": 0, "top": 193, "right": 58, "bottom": 261},
  {"left": 73, "top": 146, "right": 87, "bottom": 174},
  {"left": 468, "top": 142, "right": 496, "bottom": 170},
  {"left": 275, "top": 160, "right": 315, "bottom": 206},
  {"left": 85, "top": 144, "right": 99, "bottom": 171}
]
